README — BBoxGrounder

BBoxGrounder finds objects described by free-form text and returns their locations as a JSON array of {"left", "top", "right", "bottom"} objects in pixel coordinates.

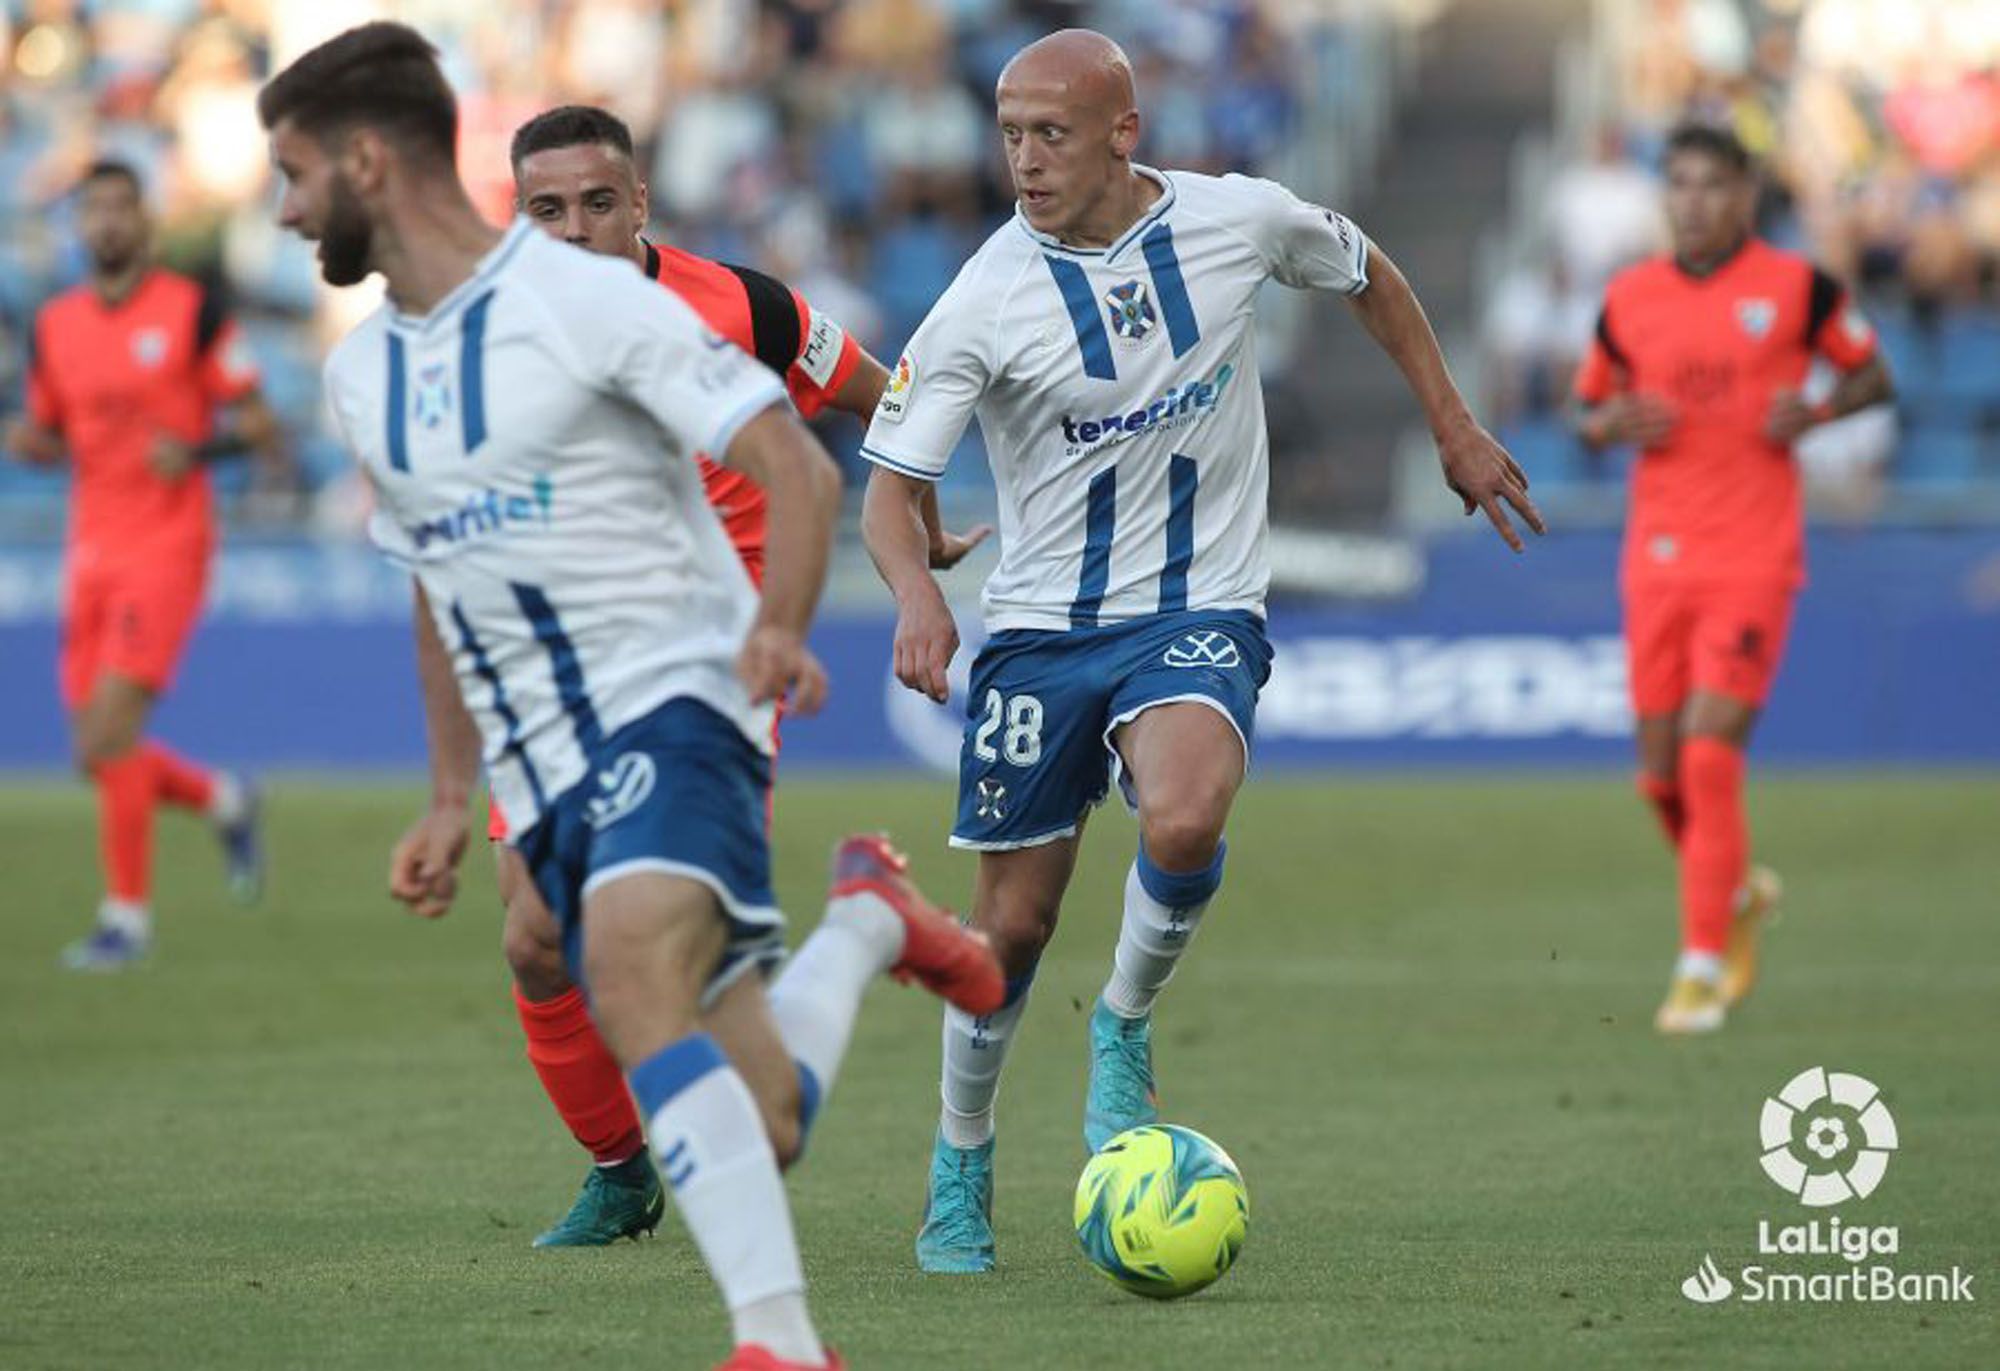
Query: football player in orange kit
[
  {"left": 5, "top": 160, "right": 288, "bottom": 969},
  {"left": 1572, "top": 124, "right": 1893, "bottom": 1033},
  {"left": 385, "top": 105, "right": 988, "bottom": 1245}
]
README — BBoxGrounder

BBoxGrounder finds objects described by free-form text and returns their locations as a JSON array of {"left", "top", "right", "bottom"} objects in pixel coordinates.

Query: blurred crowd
[
  {"left": 0, "top": 0, "right": 1341, "bottom": 534},
  {"left": 1485, "top": 0, "right": 2000, "bottom": 515}
]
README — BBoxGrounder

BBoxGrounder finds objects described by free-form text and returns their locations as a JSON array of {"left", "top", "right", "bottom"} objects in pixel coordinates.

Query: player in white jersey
[
  {"left": 261, "top": 25, "right": 1002, "bottom": 1371},
  {"left": 860, "top": 30, "right": 1544, "bottom": 1275}
]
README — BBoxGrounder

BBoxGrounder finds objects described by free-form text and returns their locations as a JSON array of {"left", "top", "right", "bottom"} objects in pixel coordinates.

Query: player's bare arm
[
  {"left": 720, "top": 406, "right": 841, "bottom": 714},
  {"left": 833, "top": 349, "right": 990, "bottom": 570},
  {"left": 1345, "top": 243, "right": 1545, "bottom": 552},
  {"left": 862, "top": 466, "right": 959, "bottom": 704},
  {"left": 1765, "top": 354, "right": 1895, "bottom": 444},
  {"left": 388, "top": 579, "right": 481, "bottom": 919},
  {"left": 148, "top": 389, "right": 293, "bottom": 482}
]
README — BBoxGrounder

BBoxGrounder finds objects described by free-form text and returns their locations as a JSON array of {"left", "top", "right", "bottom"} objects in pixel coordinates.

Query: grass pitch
[{"left": 2, "top": 773, "right": 1995, "bottom": 1370}]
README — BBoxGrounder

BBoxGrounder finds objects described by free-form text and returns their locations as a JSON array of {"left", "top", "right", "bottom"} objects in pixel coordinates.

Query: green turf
[{"left": 2, "top": 774, "right": 1994, "bottom": 1370}]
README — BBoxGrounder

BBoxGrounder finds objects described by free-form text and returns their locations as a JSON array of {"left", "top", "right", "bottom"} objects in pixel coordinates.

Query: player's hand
[
  {"left": 388, "top": 802, "right": 469, "bottom": 919},
  {"left": 1437, "top": 417, "right": 1545, "bottom": 554},
  {"left": 893, "top": 587, "right": 959, "bottom": 704},
  {"left": 928, "top": 522, "right": 994, "bottom": 571},
  {"left": 3, "top": 420, "right": 62, "bottom": 465},
  {"left": 1588, "top": 393, "right": 1678, "bottom": 449},
  {"left": 738, "top": 624, "right": 828, "bottom": 715},
  {"left": 148, "top": 435, "right": 198, "bottom": 481},
  {"left": 1763, "top": 388, "right": 1819, "bottom": 444}
]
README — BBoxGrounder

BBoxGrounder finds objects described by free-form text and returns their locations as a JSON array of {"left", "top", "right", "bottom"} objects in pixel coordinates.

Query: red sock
[
  {"left": 1678, "top": 737, "right": 1747, "bottom": 956},
  {"left": 1637, "top": 773, "right": 1685, "bottom": 849},
  {"left": 515, "top": 986, "right": 646, "bottom": 1165},
  {"left": 93, "top": 751, "right": 156, "bottom": 903},
  {"left": 143, "top": 740, "right": 216, "bottom": 812}
]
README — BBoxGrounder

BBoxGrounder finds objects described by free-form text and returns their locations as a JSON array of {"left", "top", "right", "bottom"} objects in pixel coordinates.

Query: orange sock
[
  {"left": 516, "top": 987, "right": 646, "bottom": 1164},
  {"left": 1637, "top": 773, "right": 1685, "bottom": 849},
  {"left": 1678, "top": 736, "right": 1746, "bottom": 957},
  {"left": 144, "top": 741, "right": 216, "bottom": 812},
  {"left": 93, "top": 751, "right": 155, "bottom": 904}
]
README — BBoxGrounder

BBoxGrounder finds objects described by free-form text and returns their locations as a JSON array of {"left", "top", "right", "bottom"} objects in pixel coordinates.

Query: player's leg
[
  {"left": 1635, "top": 714, "right": 1685, "bottom": 847},
  {"left": 1086, "top": 701, "right": 1245, "bottom": 1149},
  {"left": 497, "top": 838, "right": 661, "bottom": 1247},
  {"left": 65, "top": 670, "right": 159, "bottom": 969},
  {"left": 918, "top": 835, "right": 1081, "bottom": 1274},
  {"left": 1659, "top": 584, "right": 1795, "bottom": 1033},
  {"left": 1083, "top": 613, "right": 1272, "bottom": 1150},
  {"left": 1625, "top": 586, "right": 1692, "bottom": 849},
  {"left": 583, "top": 871, "right": 828, "bottom": 1370}
]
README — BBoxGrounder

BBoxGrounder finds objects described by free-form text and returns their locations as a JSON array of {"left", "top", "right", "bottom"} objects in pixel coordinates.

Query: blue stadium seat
[
  {"left": 1896, "top": 424, "right": 1986, "bottom": 486},
  {"left": 1498, "top": 418, "right": 1586, "bottom": 488}
]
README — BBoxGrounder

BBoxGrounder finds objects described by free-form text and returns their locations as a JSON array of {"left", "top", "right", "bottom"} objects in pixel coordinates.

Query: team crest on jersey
[
  {"left": 130, "top": 326, "right": 169, "bottom": 369},
  {"left": 1735, "top": 298, "right": 1777, "bottom": 340},
  {"left": 1164, "top": 631, "right": 1241, "bottom": 670},
  {"left": 1103, "top": 280, "right": 1158, "bottom": 344},
  {"left": 413, "top": 363, "right": 454, "bottom": 430}
]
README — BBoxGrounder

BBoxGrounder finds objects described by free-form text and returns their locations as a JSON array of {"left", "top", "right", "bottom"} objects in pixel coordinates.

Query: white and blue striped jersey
[
  {"left": 322, "top": 219, "right": 788, "bottom": 834},
  {"left": 861, "top": 167, "right": 1370, "bottom": 633}
]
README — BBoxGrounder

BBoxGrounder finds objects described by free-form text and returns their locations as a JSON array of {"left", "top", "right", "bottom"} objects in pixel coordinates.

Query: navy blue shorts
[
  {"left": 514, "top": 697, "right": 783, "bottom": 1004},
  {"left": 951, "top": 610, "right": 1273, "bottom": 851}
]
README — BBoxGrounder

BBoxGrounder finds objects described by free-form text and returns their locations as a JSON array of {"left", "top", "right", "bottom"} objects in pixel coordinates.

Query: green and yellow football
[{"left": 1073, "top": 1124, "right": 1248, "bottom": 1300}]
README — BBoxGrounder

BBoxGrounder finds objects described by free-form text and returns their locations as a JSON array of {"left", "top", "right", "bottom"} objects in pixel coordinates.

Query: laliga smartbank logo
[{"left": 1679, "top": 1068, "right": 1975, "bottom": 1307}]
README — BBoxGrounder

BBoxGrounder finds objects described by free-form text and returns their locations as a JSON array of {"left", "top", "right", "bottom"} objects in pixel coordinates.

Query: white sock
[
  {"left": 939, "top": 974, "right": 1034, "bottom": 1149},
  {"left": 1101, "top": 844, "right": 1224, "bottom": 1020},
  {"left": 208, "top": 772, "right": 247, "bottom": 826},
  {"left": 99, "top": 899, "right": 151, "bottom": 937},
  {"left": 769, "top": 892, "right": 903, "bottom": 1130},
  {"left": 1678, "top": 950, "right": 1723, "bottom": 984},
  {"left": 632, "top": 1036, "right": 821, "bottom": 1366}
]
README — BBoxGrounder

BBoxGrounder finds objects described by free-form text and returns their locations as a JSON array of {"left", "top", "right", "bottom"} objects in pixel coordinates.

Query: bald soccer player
[{"left": 859, "top": 30, "right": 1543, "bottom": 1274}]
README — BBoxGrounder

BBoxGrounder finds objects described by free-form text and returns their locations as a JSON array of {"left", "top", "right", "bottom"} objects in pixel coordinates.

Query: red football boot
[
  {"left": 830, "top": 834, "right": 1005, "bottom": 1016},
  {"left": 714, "top": 1345, "right": 845, "bottom": 1371}
]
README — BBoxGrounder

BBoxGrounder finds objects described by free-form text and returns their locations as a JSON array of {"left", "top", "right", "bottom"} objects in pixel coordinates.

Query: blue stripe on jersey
[
  {"left": 1070, "top": 466, "right": 1118, "bottom": 628},
  {"left": 460, "top": 290, "right": 494, "bottom": 455},
  {"left": 450, "top": 601, "right": 545, "bottom": 813},
  {"left": 1044, "top": 256, "right": 1117, "bottom": 381},
  {"left": 512, "top": 583, "right": 605, "bottom": 754},
  {"left": 859, "top": 444, "right": 943, "bottom": 483},
  {"left": 1141, "top": 223, "right": 1200, "bottom": 358},
  {"left": 1159, "top": 454, "right": 1198, "bottom": 612},
  {"left": 386, "top": 335, "right": 410, "bottom": 471}
]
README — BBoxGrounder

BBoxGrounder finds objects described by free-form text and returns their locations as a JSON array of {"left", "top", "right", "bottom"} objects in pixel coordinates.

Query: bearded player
[{"left": 1572, "top": 123, "right": 1893, "bottom": 1034}]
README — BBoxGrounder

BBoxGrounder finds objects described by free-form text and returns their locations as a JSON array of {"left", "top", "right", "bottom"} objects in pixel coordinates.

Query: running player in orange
[
  {"left": 415, "top": 105, "right": 988, "bottom": 1244},
  {"left": 1572, "top": 124, "right": 1893, "bottom": 1034},
  {"left": 4, "top": 160, "right": 287, "bottom": 970}
]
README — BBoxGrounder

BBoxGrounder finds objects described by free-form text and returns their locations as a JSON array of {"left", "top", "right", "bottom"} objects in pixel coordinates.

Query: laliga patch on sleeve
[
  {"left": 1842, "top": 306, "right": 1875, "bottom": 346},
  {"left": 797, "top": 305, "right": 846, "bottom": 390},
  {"left": 876, "top": 353, "right": 916, "bottom": 423},
  {"left": 221, "top": 330, "right": 258, "bottom": 384}
]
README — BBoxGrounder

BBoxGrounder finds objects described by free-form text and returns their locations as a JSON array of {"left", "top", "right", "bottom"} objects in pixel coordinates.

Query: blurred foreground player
[
  {"left": 5, "top": 160, "right": 282, "bottom": 970},
  {"left": 488, "top": 104, "right": 990, "bottom": 1247},
  {"left": 262, "top": 25, "right": 1002, "bottom": 1370},
  {"left": 1572, "top": 123, "right": 1893, "bottom": 1034}
]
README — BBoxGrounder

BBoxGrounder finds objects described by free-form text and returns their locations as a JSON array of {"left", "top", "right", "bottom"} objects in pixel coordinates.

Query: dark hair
[
  {"left": 1664, "top": 121, "right": 1751, "bottom": 176},
  {"left": 510, "top": 105, "right": 635, "bottom": 173},
  {"left": 79, "top": 158, "right": 144, "bottom": 196},
  {"left": 257, "top": 22, "right": 457, "bottom": 164}
]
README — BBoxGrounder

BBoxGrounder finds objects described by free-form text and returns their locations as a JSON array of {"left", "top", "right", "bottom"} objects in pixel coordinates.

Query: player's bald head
[{"left": 997, "top": 28, "right": 1136, "bottom": 120}]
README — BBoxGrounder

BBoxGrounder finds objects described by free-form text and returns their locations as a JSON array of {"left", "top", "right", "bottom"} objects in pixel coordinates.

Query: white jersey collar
[
  {"left": 1013, "top": 166, "right": 1176, "bottom": 262},
  {"left": 387, "top": 217, "right": 536, "bottom": 335}
]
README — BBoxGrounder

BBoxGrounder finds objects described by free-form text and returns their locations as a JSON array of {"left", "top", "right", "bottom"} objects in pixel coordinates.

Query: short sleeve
[
  {"left": 1572, "top": 306, "right": 1627, "bottom": 405},
  {"left": 859, "top": 267, "right": 991, "bottom": 482},
  {"left": 1223, "top": 174, "right": 1371, "bottom": 294},
  {"left": 24, "top": 312, "right": 61, "bottom": 429},
  {"left": 588, "top": 277, "right": 790, "bottom": 465},
  {"left": 784, "top": 287, "right": 862, "bottom": 420},
  {"left": 196, "top": 298, "right": 261, "bottom": 405},
  {"left": 1806, "top": 268, "right": 1878, "bottom": 371}
]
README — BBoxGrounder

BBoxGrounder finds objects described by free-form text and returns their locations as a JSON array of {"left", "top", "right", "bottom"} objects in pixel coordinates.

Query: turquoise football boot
[
  {"left": 1083, "top": 997, "right": 1159, "bottom": 1154},
  {"left": 915, "top": 1131, "right": 995, "bottom": 1273},
  {"left": 532, "top": 1153, "right": 665, "bottom": 1248}
]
